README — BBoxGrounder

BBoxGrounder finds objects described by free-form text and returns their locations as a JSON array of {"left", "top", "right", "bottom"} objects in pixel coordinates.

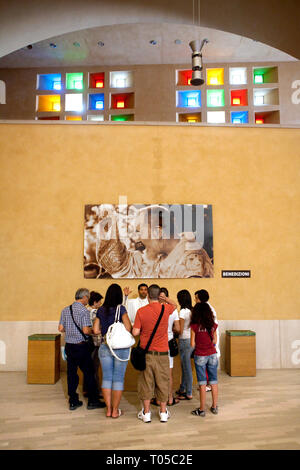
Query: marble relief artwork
[{"left": 84, "top": 202, "right": 213, "bottom": 279}]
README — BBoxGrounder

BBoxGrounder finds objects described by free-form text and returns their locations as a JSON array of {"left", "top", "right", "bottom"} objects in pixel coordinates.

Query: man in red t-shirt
[{"left": 132, "top": 284, "right": 176, "bottom": 423}]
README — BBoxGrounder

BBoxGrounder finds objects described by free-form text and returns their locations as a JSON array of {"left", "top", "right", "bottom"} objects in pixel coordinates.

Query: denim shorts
[
  {"left": 98, "top": 343, "right": 129, "bottom": 391},
  {"left": 194, "top": 353, "right": 218, "bottom": 385}
]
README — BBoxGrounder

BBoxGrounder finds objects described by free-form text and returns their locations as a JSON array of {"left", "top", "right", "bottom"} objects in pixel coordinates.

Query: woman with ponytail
[{"left": 190, "top": 302, "right": 219, "bottom": 417}]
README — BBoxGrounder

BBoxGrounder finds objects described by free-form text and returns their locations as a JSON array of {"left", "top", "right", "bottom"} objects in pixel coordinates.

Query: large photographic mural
[{"left": 84, "top": 203, "right": 213, "bottom": 279}]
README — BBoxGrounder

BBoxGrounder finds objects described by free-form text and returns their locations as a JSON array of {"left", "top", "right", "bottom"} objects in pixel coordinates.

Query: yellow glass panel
[
  {"left": 65, "top": 116, "right": 82, "bottom": 121},
  {"left": 207, "top": 68, "right": 224, "bottom": 86},
  {"left": 37, "top": 95, "right": 61, "bottom": 112}
]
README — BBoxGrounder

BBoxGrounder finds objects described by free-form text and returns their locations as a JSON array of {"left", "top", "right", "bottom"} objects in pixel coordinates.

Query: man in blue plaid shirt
[{"left": 59, "top": 288, "right": 105, "bottom": 410}]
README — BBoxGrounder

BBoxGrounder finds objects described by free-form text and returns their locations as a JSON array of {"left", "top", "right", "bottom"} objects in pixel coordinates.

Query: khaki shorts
[{"left": 138, "top": 353, "right": 170, "bottom": 402}]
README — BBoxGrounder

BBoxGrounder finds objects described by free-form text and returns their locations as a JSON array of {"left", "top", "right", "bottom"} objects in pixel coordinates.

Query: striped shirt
[{"left": 59, "top": 302, "right": 92, "bottom": 344}]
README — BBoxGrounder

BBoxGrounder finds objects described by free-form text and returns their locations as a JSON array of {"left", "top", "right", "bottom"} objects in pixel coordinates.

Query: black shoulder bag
[
  {"left": 69, "top": 305, "right": 95, "bottom": 354},
  {"left": 168, "top": 336, "right": 179, "bottom": 357},
  {"left": 131, "top": 305, "right": 165, "bottom": 371}
]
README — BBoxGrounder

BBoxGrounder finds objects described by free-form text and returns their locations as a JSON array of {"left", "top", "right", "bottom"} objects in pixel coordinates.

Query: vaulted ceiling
[{"left": 0, "top": 0, "right": 299, "bottom": 66}]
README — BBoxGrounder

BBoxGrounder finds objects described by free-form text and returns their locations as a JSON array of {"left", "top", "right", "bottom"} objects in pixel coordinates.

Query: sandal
[
  {"left": 177, "top": 393, "right": 193, "bottom": 400},
  {"left": 150, "top": 398, "right": 160, "bottom": 406},
  {"left": 111, "top": 409, "right": 124, "bottom": 419},
  {"left": 210, "top": 406, "right": 218, "bottom": 415},
  {"left": 191, "top": 408, "right": 206, "bottom": 417},
  {"left": 167, "top": 397, "right": 180, "bottom": 406}
]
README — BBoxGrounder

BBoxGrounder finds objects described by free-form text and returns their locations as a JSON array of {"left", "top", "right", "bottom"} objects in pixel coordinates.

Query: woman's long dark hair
[
  {"left": 177, "top": 289, "right": 192, "bottom": 311},
  {"left": 190, "top": 302, "right": 215, "bottom": 340},
  {"left": 102, "top": 283, "right": 123, "bottom": 314}
]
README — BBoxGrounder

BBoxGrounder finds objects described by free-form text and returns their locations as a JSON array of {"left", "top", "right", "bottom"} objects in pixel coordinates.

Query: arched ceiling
[
  {"left": 0, "top": 0, "right": 299, "bottom": 63},
  {"left": 0, "top": 23, "right": 295, "bottom": 68}
]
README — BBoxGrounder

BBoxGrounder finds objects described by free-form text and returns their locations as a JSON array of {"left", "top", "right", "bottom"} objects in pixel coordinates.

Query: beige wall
[
  {"left": 0, "top": 123, "right": 299, "bottom": 323},
  {"left": 1, "top": 319, "right": 300, "bottom": 371}
]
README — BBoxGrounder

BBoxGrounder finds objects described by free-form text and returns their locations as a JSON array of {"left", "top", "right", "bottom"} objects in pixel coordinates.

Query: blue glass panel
[
  {"left": 38, "top": 74, "right": 62, "bottom": 90},
  {"left": 177, "top": 91, "right": 201, "bottom": 108},
  {"left": 89, "top": 93, "right": 105, "bottom": 110},
  {"left": 231, "top": 111, "right": 249, "bottom": 124}
]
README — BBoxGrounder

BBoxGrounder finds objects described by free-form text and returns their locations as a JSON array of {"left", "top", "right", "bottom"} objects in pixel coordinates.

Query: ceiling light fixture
[
  {"left": 189, "top": 39, "right": 208, "bottom": 86},
  {"left": 189, "top": 0, "right": 209, "bottom": 86}
]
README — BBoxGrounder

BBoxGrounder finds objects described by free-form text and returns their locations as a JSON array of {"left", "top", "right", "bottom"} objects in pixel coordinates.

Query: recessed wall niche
[
  {"left": 110, "top": 71, "right": 133, "bottom": 89},
  {"left": 0, "top": 61, "right": 290, "bottom": 125}
]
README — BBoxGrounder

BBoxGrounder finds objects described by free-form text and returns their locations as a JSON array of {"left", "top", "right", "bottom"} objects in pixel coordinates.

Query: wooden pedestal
[
  {"left": 27, "top": 334, "right": 61, "bottom": 384},
  {"left": 225, "top": 330, "right": 256, "bottom": 377}
]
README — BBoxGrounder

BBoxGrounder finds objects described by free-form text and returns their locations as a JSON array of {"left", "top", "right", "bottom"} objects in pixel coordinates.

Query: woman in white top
[{"left": 176, "top": 290, "right": 193, "bottom": 400}]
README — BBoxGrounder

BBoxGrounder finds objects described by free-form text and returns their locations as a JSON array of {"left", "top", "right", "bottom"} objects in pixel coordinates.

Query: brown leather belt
[{"left": 146, "top": 350, "right": 168, "bottom": 356}]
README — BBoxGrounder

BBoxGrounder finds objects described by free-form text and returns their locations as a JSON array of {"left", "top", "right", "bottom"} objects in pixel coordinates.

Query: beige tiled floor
[{"left": 0, "top": 370, "right": 299, "bottom": 450}]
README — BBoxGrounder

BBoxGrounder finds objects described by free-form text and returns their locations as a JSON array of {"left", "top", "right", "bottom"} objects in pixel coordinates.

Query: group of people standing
[{"left": 58, "top": 283, "right": 219, "bottom": 421}]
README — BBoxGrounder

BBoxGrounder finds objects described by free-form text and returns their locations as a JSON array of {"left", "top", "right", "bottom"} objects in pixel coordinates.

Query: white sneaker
[
  {"left": 138, "top": 409, "right": 151, "bottom": 423},
  {"left": 159, "top": 408, "right": 170, "bottom": 423}
]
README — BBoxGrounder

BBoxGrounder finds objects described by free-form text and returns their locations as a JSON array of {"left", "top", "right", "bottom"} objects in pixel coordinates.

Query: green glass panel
[
  {"left": 66, "top": 73, "right": 84, "bottom": 90},
  {"left": 254, "top": 74, "right": 264, "bottom": 84},
  {"left": 207, "top": 89, "right": 225, "bottom": 107},
  {"left": 111, "top": 115, "right": 133, "bottom": 121},
  {"left": 253, "top": 68, "right": 269, "bottom": 84}
]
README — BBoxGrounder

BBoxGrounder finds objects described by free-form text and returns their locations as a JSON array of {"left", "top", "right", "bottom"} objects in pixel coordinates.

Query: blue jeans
[
  {"left": 194, "top": 353, "right": 218, "bottom": 385},
  {"left": 98, "top": 343, "right": 129, "bottom": 391},
  {"left": 179, "top": 338, "right": 193, "bottom": 396}
]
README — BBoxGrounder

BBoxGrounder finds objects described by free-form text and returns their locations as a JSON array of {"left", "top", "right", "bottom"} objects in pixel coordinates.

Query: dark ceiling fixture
[{"left": 189, "top": 39, "right": 209, "bottom": 86}]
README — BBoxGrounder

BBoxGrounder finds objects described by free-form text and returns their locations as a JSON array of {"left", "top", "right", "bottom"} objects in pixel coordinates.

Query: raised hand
[{"left": 123, "top": 286, "right": 132, "bottom": 297}]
